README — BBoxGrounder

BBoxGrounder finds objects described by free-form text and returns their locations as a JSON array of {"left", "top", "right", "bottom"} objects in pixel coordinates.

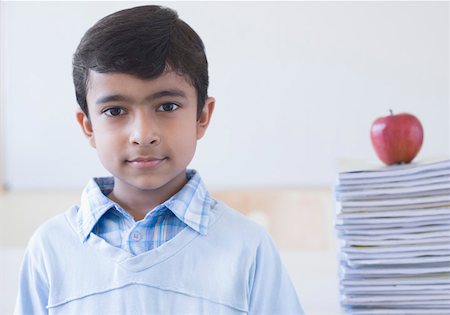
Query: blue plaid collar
[{"left": 76, "top": 170, "right": 212, "bottom": 241}]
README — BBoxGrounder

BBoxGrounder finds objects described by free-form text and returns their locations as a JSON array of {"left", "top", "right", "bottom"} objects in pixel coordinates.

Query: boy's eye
[
  {"left": 157, "top": 103, "right": 179, "bottom": 112},
  {"left": 104, "top": 107, "right": 125, "bottom": 117}
]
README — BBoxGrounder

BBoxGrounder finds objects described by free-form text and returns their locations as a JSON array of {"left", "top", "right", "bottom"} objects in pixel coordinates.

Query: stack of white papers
[{"left": 334, "top": 159, "right": 450, "bottom": 315}]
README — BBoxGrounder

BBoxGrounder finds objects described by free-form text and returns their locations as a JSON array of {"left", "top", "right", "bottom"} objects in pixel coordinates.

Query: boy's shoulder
[
  {"left": 25, "top": 206, "right": 80, "bottom": 254},
  {"left": 212, "top": 200, "right": 261, "bottom": 228},
  {"left": 209, "top": 199, "right": 274, "bottom": 244}
]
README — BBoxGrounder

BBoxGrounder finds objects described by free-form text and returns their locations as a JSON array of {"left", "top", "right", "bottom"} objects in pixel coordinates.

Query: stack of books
[{"left": 334, "top": 159, "right": 450, "bottom": 315}]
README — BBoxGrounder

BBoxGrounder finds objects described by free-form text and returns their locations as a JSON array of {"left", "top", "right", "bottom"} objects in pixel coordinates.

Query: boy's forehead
[
  {"left": 86, "top": 70, "right": 196, "bottom": 103},
  {"left": 87, "top": 70, "right": 194, "bottom": 90}
]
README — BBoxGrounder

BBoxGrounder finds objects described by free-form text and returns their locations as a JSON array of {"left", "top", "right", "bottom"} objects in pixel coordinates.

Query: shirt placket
[{"left": 127, "top": 207, "right": 165, "bottom": 255}]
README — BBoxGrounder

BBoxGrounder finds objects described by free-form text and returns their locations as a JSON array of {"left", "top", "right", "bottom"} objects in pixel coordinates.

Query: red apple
[{"left": 370, "top": 110, "right": 424, "bottom": 165}]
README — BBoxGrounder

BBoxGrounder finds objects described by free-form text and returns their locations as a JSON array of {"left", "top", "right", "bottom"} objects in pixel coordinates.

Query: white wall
[{"left": 1, "top": 1, "right": 449, "bottom": 190}]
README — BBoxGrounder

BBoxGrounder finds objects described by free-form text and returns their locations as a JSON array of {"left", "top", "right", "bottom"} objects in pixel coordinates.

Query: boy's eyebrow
[{"left": 95, "top": 89, "right": 187, "bottom": 105}]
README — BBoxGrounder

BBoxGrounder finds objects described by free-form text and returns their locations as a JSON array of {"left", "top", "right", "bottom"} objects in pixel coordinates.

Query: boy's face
[{"left": 77, "top": 70, "right": 214, "bottom": 199}]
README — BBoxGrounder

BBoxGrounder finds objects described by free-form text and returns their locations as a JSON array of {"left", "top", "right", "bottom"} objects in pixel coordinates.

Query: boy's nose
[{"left": 129, "top": 116, "right": 160, "bottom": 146}]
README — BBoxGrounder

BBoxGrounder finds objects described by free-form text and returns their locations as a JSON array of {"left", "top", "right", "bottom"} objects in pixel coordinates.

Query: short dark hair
[{"left": 72, "top": 5, "right": 209, "bottom": 118}]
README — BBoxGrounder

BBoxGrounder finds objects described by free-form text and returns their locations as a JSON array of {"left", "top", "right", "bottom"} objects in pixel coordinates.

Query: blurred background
[{"left": 0, "top": 2, "right": 448, "bottom": 314}]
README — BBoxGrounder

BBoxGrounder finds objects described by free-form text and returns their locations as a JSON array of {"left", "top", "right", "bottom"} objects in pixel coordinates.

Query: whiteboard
[{"left": 1, "top": 1, "right": 449, "bottom": 190}]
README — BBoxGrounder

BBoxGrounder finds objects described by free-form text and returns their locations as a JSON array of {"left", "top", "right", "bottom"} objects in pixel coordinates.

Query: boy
[{"left": 15, "top": 5, "right": 303, "bottom": 314}]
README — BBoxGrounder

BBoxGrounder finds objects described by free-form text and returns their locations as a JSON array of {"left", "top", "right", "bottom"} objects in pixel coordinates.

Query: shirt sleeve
[
  {"left": 248, "top": 232, "right": 304, "bottom": 315},
  {"left": 14, "top": 248, "right": 49, "bottom": 315}
]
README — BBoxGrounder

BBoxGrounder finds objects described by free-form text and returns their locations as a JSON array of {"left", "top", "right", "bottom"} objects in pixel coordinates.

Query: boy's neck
[{"left": 108, "top": 172, "right": 189, "bottom": 221}]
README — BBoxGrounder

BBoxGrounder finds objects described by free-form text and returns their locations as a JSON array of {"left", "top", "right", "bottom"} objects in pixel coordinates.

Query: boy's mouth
[{"left": 127, "top": 157, "right": 167, "bottom": 169}]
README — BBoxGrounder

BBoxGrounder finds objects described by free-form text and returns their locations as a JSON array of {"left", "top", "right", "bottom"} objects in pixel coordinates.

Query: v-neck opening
[{"left": 85, "top": 224, "right": 200, "bottom": 272}]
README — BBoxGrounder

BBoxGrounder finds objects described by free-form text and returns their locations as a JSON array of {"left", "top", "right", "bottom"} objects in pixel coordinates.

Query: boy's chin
[
  {"left": 115, "top": 171, "right": 188, "bottom": 193},
  {"left": 122, "top": 177, "right": 173, "bottom": 192}
]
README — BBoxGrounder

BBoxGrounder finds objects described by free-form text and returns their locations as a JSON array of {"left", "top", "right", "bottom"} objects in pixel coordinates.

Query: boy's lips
[{"left": 127, "top": 157, "right": 167, "bottom": 169}]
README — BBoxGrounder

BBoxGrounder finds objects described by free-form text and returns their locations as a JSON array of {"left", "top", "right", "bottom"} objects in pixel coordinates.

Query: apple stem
[{"left": 389, "top": 109, "right": 393, "bottom": 116}]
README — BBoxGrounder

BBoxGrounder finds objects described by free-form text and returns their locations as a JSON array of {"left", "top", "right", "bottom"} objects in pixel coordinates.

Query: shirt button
[{"left": 131, "top": 231, "right": 142, "bottom": 241}]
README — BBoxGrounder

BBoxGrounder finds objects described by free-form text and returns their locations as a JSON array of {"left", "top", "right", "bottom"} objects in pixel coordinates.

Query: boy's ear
[
  {"left": 197, "top": 97, "right": 215, "bottom": 140},
  {"left": 76, "top": 111, "right": 96, "bottom": 148}
]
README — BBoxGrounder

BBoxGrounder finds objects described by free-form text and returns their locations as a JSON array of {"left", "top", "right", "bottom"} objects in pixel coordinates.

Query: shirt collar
[{"left": 76, "top": 170, "right": 212, "bottom": 242}]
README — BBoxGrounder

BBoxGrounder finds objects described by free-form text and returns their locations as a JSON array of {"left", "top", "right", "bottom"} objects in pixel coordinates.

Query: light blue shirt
[
  {"left": 81, "top": 170, "right": 211, "bottom": 255},
  {"left": 15, "top": 174, "right": 304, "bottom": 315}
]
